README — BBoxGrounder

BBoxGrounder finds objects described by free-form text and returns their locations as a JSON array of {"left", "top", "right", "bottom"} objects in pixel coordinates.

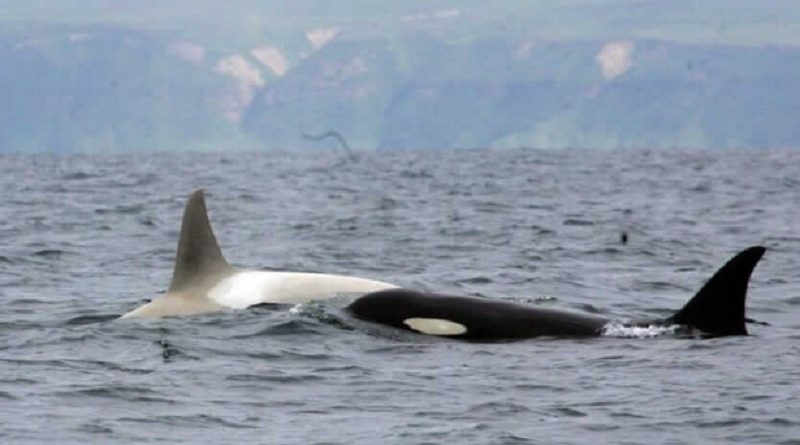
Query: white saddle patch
[
  {"left": 207, "top": 271, "right": 398, "bottom": 309},
  {"left": 207, "top": 271, "right": 272, "bottom": 309},
  {"left": 403, "top": 317, "right": 467, "bottom": 336}
]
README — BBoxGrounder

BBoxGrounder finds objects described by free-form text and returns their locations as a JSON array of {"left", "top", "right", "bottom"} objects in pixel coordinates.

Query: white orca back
[
  {"left": 120, "top": 190, "right": 396, "bottom": 319},
  {"left": 206, "top": 271, "right": 398, "bottom": 308}
]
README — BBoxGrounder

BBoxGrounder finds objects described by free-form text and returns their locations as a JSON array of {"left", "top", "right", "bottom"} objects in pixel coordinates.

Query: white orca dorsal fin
[{"left": 169, "top": 190, "right": 234, "bottom": 292}]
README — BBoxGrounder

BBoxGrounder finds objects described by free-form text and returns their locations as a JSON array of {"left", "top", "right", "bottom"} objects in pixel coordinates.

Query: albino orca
[
  {"left": 346, "top": 246, "right": 766, "bottom": 340},
  {"left": 121, "top": 190, "right": 397, "bottom": 318}
]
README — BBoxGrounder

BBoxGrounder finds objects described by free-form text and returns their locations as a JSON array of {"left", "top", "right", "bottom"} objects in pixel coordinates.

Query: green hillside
[{"left": 1, "top": 2, "right": 799, "bottom": 152}]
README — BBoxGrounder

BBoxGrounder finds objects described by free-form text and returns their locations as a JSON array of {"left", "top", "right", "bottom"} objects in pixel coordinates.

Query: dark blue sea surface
[{"left": 0, "top": 149, "right": 798, "bottom": 444}]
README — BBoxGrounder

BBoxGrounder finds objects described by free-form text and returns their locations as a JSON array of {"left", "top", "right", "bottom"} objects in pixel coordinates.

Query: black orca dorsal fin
[
  {"left": 669, "top": 246, "right": 766, "bottom": 336},
  {"left": 169, "top": 190, "right": 233, "bottom": 292}
]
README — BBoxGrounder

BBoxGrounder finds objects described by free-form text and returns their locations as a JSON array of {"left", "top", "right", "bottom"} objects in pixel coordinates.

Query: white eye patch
[{"left": 403, "top": 318, "right": 467, "bottom": 336}]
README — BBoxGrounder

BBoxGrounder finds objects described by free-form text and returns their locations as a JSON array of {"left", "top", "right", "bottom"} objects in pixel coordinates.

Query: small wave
[
  {"left": 61, "top": 359, "right": 154, "bottom": 375},
  {"left": 56, "top": 386, "right": 173, "bottom": 404},
  {"left": 399, "top": 169, "right": 433, "bottom": 179},
  {"left": 155, "top": 338, "right": 196, "bottom": 362},
  {"left": 61, "top": 171, "right": 97, "bottom": 180},
  {"left": 553, "top": 406, "right": 588, "bottom": 417},
  {"left": 467, "top": 401, "right": 531, "bottom": 415},
  {"left": 117, "top": 414, "right": 255, "bottom": 429},
  {"left": 573, "top": 302, "right": 605, "bottom": 314},
  {"left": 563, "top": 218, "right": 595, "bottom": 226},
  {"left": 312, "top": 364, "right": 370, "bottom": 374},
  {"left": 251, "top": 319, "right": 325, "bottom": 337},
  {"left": 226, "top": 372, "right": 324, "bottom": 384},
  {"left": 457, "top": 276, "right": 493, "bottom": 284},
  {"left": 288, "top": 301, "right": 356, "bottom": 331},
  {"left": 600, "top": 322, "right": 679, "bottom": 338},
  {"left": 784, "top": 296, "right": 800, "bottom": 305},
  {"left": 586, "top": 247, "right": 623, "bottom": 255},
  {"left": 116, "top": 204, "right": 145, "bottom": 214},
  {"left": 65, "top": 314, "right": 120, "bottom": 325},
  {"left": 376, "top": 197, "right": 399, "bottom": 210},
  {"left": 32, "top": 249, "right": 70, "bottom": 258},
  {"left": 76, "top": 423, "right": 114, "bottom": 434}
]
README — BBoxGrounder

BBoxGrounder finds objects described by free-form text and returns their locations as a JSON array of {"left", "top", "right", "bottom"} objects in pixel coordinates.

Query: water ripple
[{"left": 0, "top": 149, "right": 798, "bottom": 445}]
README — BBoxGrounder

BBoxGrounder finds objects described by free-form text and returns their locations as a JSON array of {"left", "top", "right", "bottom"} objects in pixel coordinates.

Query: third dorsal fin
[
  {"left": 669, "top": 246, "right": 766, "bottom": 336},
  {"left": 169, "top": 190, "right": 234, "bottom": 291}
]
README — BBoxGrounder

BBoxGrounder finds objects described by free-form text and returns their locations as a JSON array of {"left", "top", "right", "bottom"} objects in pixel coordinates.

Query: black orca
[{"left": 345, "top": 246, "right": 766, "bottom": 340}]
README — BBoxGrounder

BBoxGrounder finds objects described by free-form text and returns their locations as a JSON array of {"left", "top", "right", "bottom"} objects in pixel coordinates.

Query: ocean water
[{"left": 0, "top": 149, "right": 798, "bottom": 444}]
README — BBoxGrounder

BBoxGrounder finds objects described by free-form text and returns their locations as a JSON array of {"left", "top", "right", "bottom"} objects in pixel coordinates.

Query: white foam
[
  {"left": 288, "top": 303, "right": 305, "bottom": 316},
  {"left": 600, "top": 322, "right": 679, "bottom": 339}
]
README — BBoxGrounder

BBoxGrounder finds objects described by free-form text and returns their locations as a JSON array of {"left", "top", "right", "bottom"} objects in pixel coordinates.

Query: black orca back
[
  {"left": 668, "top": 246, "right": 765, "bottom": 336},
  {"left": 346, "top": 290, "right": 610, "bottom": 340},
  {"left": 347, "top": 246, "right": 766, "bottom": 341}
]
